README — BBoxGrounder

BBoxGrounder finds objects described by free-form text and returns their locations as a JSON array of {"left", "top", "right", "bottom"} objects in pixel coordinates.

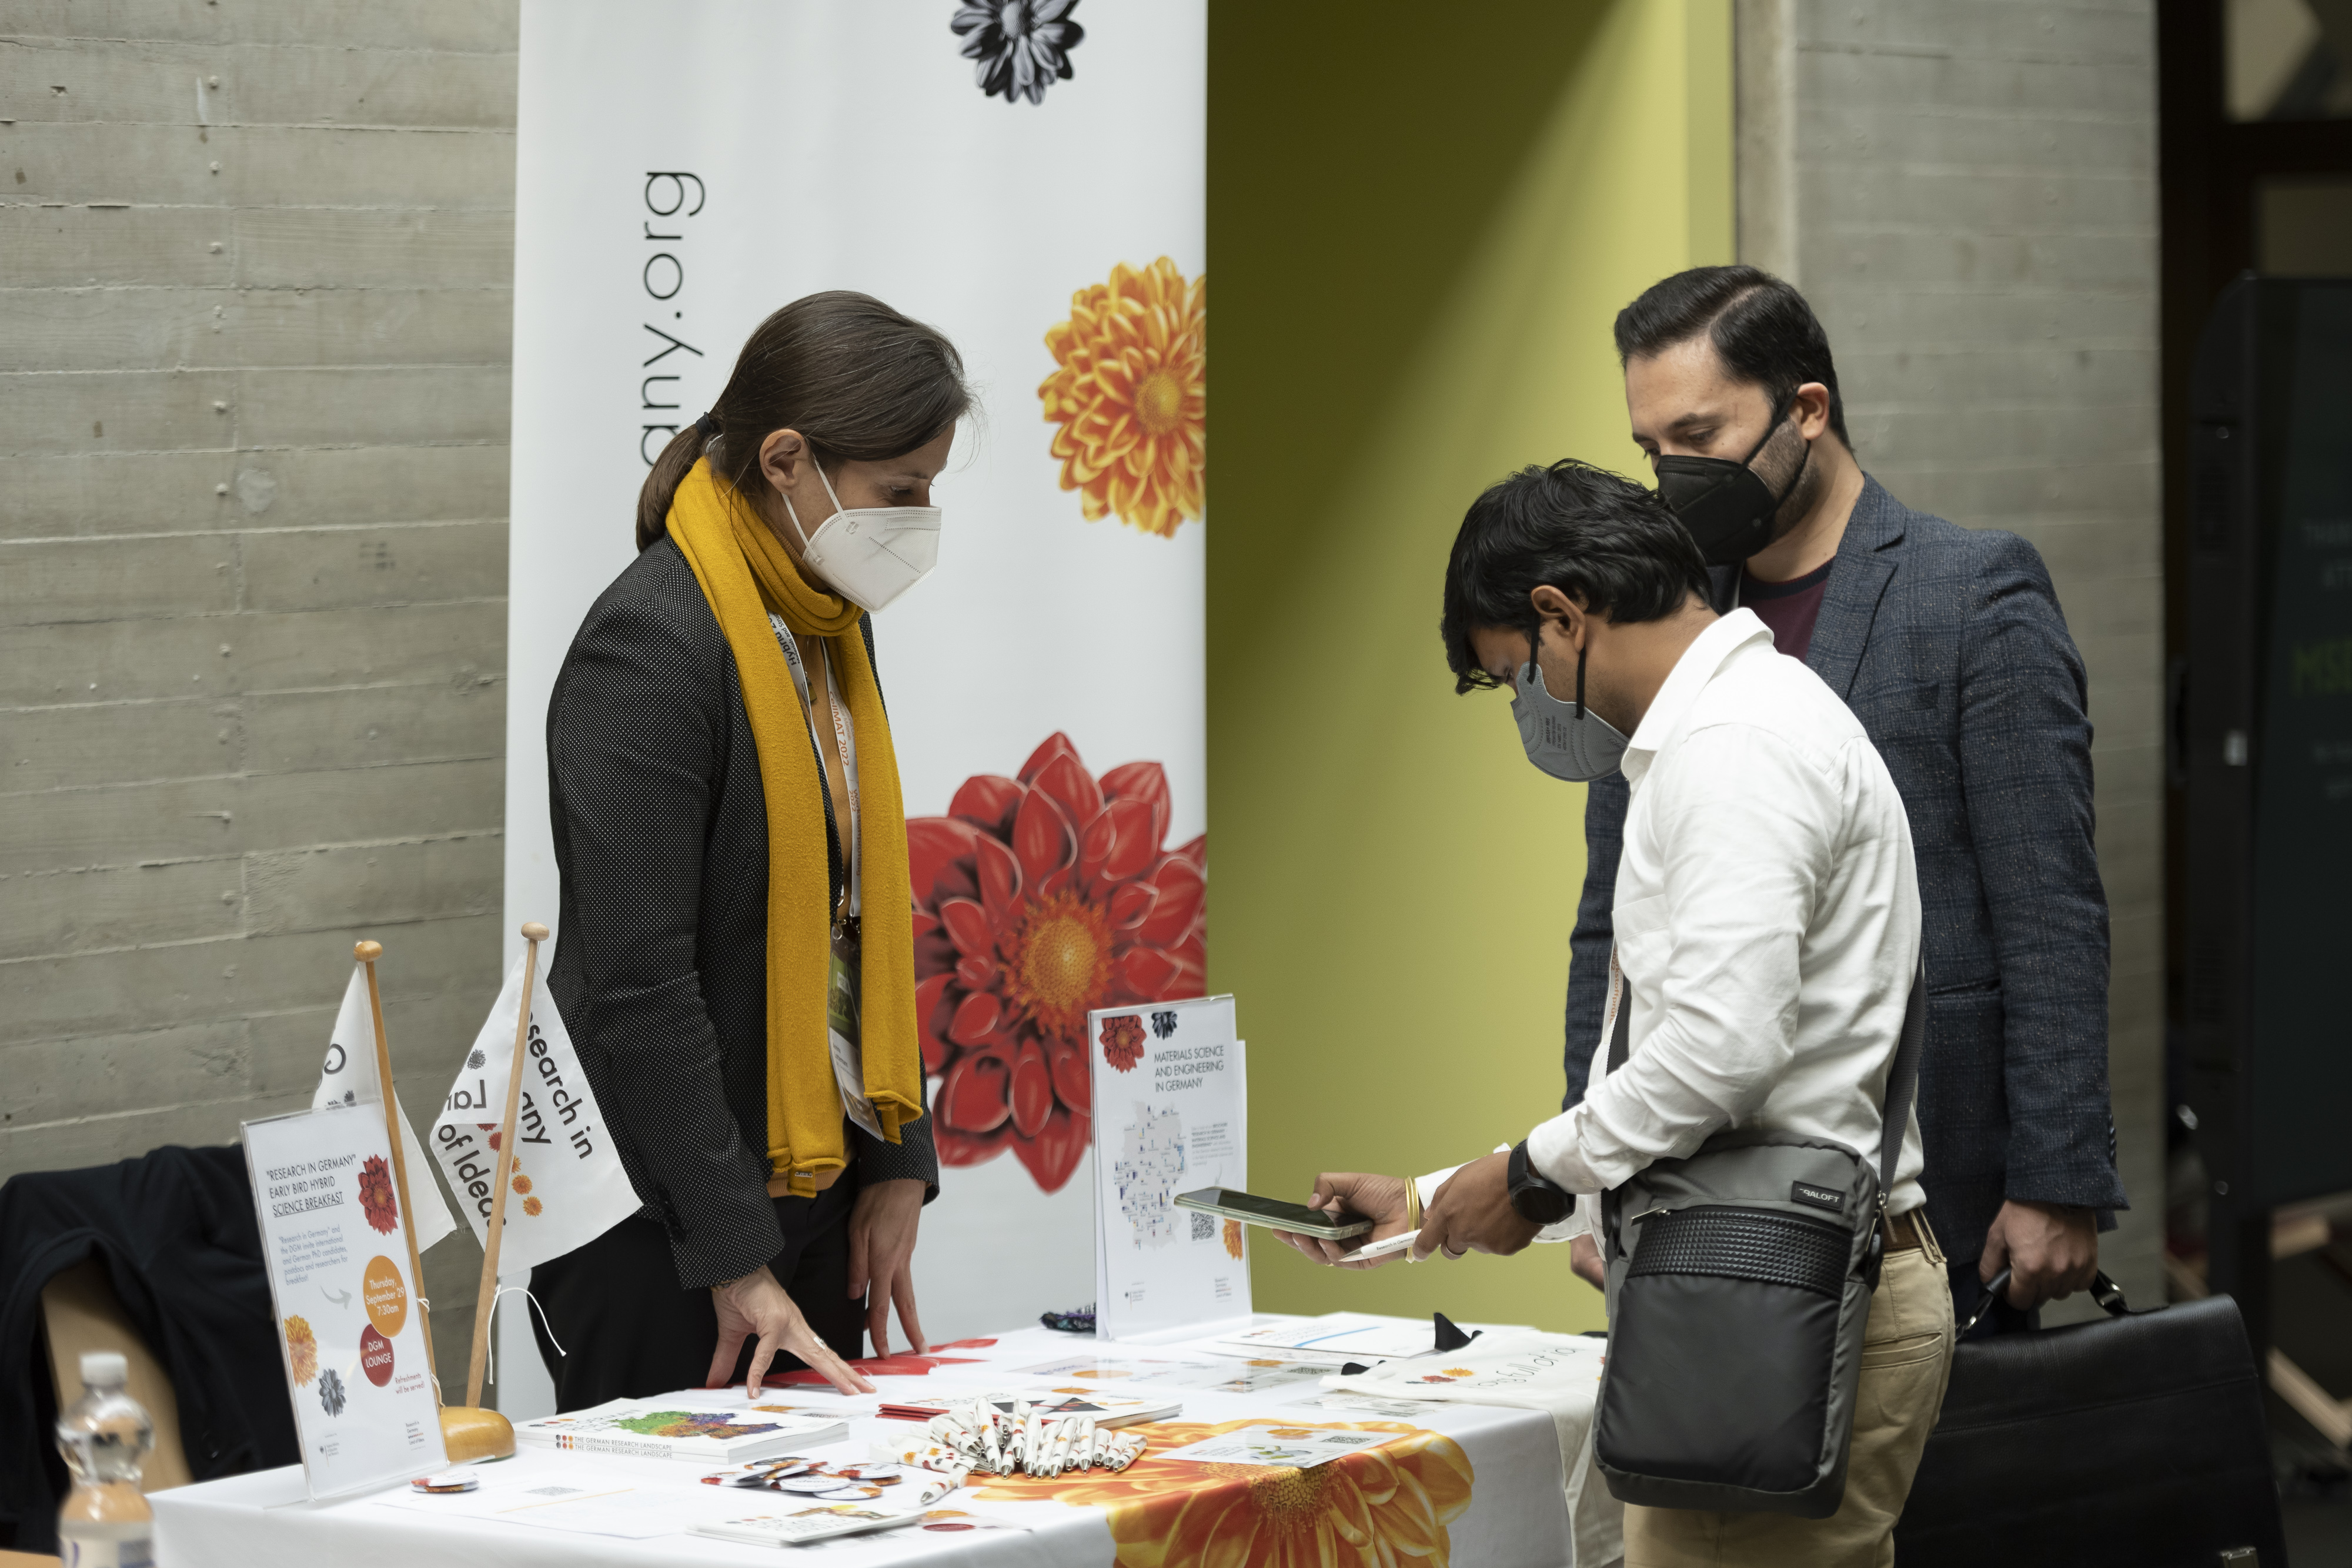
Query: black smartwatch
[{"left": 1505, "top": 1140, "right": 1573, "bottom": 1225}]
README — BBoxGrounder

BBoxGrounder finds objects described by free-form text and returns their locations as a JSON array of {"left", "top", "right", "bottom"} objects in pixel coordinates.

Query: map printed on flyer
[
  {"left": 242, "top": 1104, "right": 446, "bottom": 1497},
  {"left": 1085, "top": 995, "right": 1247, "bottom": 1340}
]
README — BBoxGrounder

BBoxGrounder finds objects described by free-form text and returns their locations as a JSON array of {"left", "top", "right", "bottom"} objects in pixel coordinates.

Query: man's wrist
[{"left": 1506, "top": 1140, "right": 1574, "bottom": 1225}]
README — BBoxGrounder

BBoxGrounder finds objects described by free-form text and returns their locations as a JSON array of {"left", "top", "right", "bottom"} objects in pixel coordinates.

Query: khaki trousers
[{"left": 1623, "top": 1214, "right": 1956, "bottom": 1568}]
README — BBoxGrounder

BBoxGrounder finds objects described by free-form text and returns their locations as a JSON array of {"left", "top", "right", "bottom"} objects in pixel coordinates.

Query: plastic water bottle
[{"left": 56, "top": 1350, "right": 155, "bottom": 1568}]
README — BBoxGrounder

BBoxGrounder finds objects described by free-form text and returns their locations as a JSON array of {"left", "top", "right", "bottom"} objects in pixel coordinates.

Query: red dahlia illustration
[
  {"left": 358, "top": 1154, "right": 399, "bottom": 1234},
  {"left": 1100, "top": 1015, "right": 1146, "bottom": 1073},
  {"left": 908, "top": 733, "right": 1205, "bottom": 1193}
]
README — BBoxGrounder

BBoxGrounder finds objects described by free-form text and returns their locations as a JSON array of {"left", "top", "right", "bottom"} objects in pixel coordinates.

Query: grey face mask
[{"left": 1512, "top": 640, "right": 1631, "bottom": 782}]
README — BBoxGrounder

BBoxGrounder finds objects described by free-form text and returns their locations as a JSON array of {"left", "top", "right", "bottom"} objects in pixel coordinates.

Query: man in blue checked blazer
[{"left": 1563, "top": 268, "right": 2128, "bottom": 1335}]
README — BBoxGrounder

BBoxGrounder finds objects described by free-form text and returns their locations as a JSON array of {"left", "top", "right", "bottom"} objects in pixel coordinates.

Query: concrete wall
[
  {"left": 1735, "top": 0, "right": 2165, "bottom": 1308},
  {"left": 0, "top": 0, "right": 2166, "bottom": 1375},
  {"left": 0, "top": 1, "right": 520, "bottom": 1379}
]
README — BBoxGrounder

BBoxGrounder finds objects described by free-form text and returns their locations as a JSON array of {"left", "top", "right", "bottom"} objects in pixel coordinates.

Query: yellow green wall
[{"left": 1208, "top": 0, "right": 1734, "bottom": 1333}]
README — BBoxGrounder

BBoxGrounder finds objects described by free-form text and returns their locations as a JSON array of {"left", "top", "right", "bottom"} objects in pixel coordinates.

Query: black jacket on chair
[
  {"left": 545, "top": 537, "right": 938, "bottom": 1291},
  {"left": 0, "top": 1145, "right": 297, "bottom": 1553}
]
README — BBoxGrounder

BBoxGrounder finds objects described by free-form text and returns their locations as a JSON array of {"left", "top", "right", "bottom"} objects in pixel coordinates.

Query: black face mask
[{"left": 1653, "top": 393, "right": 1811, "bottom": 566}]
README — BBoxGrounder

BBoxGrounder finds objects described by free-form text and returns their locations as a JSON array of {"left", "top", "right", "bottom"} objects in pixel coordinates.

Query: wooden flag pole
[
  {"left": 465, "top": 921, "right": 547, "bottom": 1409},
  {"left": 354, "top": 940, "right": 437, "bottom": 1391}
]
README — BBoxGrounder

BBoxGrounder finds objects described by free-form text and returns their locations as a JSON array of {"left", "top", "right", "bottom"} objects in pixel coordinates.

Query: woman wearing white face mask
[{"left": 529, "top": 293, "right": 970, "bottom": 1409}]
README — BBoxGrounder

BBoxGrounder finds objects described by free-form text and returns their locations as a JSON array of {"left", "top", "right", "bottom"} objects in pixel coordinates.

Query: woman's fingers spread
[
  {"left": 744, "top": 1332, "right": 783, "bottom": 1399},
  {"left": 704, "top": 1331, "right": 741, "bottom": 1390},
  {"left": 865, "top": 1269, "right": 893, "bottom": 1360},
  {"left": 847, "top": 1222, "right": 872, "bottom": 1302},
  {"left": 794, "top": 1328, "right": 876, "bottom": 1395},
  {"left": 892, "top": 1267, "right": 927, "bottom": 1356}
]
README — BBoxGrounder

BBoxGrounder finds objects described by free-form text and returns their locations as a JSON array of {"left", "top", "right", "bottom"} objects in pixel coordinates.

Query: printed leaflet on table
[
  {"left": 1015, "top": 1353, "right": 1328, "bottom": 1396},
  {"left": 691, "top": 1506, "right": 926, "bottom": 1546},
  {"left": 1158, "top": 1423, "right": 1410, "bottom": 1470},
  {"left": 1087, "top": 994, "right": 1247, "bottom": 1339},
  {"left": 1205, "top": 1312, "right": 1445, "bottom": 1363},
  {"left": 514, "top": 1398, "right": 848, "bottom": 1460},
  {"left": 877, "top": 1386, "right": 1180, "bottom": 1427},
  {"left": 243, "top": 1103, "right": 446, "bottom": 1497}
]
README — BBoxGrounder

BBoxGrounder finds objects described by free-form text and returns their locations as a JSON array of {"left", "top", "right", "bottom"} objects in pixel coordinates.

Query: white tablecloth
[{"left": 155, "top": 1323, "right": 1593, "bottom": 1567}]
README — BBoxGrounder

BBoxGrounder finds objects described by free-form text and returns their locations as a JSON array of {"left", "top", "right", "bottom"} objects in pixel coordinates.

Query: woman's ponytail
[
  {"left": 636, "top": 424, "right": 711, "bottom": 550},
  {"left": 632, "top": 292, "right": 972, "bottom": 553}
]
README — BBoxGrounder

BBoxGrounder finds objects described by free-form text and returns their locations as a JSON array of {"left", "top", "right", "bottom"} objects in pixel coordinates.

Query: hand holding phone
[
  {"left": 1174, "top": 1188, "right": 1372, "bottom": 1239},
  {"left": 1261, "top": 1172, "right": 1415, "bottom": 1272}
]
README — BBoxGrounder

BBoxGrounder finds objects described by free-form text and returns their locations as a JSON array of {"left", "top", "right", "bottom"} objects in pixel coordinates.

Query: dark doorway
[{"left": 2159, "top": 4, "right": 2352, "bottom": 1548}]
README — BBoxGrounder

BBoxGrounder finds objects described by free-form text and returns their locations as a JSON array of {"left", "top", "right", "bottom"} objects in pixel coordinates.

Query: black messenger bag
[{"left": 1592, "top": 959, "right": 1925, "bottom": 1517}]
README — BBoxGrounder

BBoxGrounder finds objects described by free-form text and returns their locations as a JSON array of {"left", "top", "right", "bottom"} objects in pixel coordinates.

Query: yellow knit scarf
[{"left": 664, "top": 457, "right": 922, "bottom": 1195}]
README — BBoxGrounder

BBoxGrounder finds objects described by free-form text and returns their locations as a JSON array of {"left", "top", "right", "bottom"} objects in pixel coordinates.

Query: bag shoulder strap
[
  {"left": 1603, "top": 946, "right": 1925, "bottom": 1203},
  {"left": 1877, "top": 958, "right": 1925, "bottom": 1205}
]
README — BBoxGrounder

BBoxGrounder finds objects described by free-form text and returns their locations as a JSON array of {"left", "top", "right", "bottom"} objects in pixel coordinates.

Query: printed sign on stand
[
  {"left": 243, "top": 1104, "right": 446, "bottom": 1496},
  {"left": 1087, "top": 995, "right": 1247, "bottom": 1340}
]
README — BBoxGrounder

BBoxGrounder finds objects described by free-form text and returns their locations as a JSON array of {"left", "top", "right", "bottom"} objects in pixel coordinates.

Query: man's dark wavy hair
[
  {"left": 1440, "top": 459, "right": 1709, "bottom": 694},
  {"left": 1613, "top": 265, "right": 1849, "bottom": 444}
]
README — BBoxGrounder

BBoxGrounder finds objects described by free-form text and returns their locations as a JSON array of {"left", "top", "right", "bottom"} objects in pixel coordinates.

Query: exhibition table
[{"left": 152, "top": 1323, "right": 1594, "bottom": 1567}]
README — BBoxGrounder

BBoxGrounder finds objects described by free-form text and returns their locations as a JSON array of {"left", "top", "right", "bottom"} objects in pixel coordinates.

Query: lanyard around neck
[{"left": 770, "top": 617, "right": 860, "bottom": 924}]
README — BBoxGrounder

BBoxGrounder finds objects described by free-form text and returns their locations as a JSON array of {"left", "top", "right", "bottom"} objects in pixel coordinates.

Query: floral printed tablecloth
[{"left": 155, "top": 1323, "right": 1582, "bottom": 1567}]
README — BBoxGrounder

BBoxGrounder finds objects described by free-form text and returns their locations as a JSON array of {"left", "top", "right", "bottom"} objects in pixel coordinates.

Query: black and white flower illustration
[
  {"left": 318, "top": 1367, "right": 347, "bottom": 1417},
  {"left": 951, "top": 0, "right": 1083, "bottom": 106}
]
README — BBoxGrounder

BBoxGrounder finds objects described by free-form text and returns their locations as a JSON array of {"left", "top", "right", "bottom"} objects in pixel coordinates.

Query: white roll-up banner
[{"left": 505, "top": 1, "right": 1206, "bottom": 1412}]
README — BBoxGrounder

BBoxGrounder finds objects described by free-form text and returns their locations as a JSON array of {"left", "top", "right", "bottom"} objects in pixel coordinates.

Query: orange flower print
[
  {"left": 522, "top": 1196, "right": 544, "bottom": 1217},
  {"left": 975, "top": 1417, "right": 1472, "bottom": 1568},
  {"left": 284, "top": 1316, "right": 318, "bottom": 1386},
  {"left": 357, "top": 1154, "right": 399, "bottom": 1235},
  {"left": 1222, "top": 1218, "right": 1245, "bottom": 1261},
  {"left": 1040, "top": 257, "right": 1205, "bottom": 539},
  {"left": 1100, "top": 1015, "right": 1146, "bottom": 1074},
  {"left": 909, "top": 734, "right": 1204, "bottom": 1193}
]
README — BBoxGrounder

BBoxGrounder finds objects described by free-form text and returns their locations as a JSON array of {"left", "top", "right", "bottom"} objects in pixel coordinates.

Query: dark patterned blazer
[
  {"left": 1564, "top": 477, "right": 2127, "bottom": 1266},
  {"left": 545, "top": 538, "right": 938, "bottom": 1290}
]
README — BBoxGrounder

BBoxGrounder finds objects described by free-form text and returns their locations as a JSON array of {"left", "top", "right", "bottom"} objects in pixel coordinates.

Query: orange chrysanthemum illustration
[
  {"left": 357, "top": 1154, "right": 398, "bottom": 1234},
  {"left": 1101, "top": 1014, "right": 1146, "bottom": 1074},
  {"left": 284, "top": 1316, "right": 318, "bottom": 1386},
  {"left": 975, "top": 1417, "right": 1472, "bottom": 1568},
  {"left": 1222, "top": 1218, "right": 1245, "bottom": 1261},
  {"left": 1040, "top": 257, "right": 1205, "bottom": 539}
]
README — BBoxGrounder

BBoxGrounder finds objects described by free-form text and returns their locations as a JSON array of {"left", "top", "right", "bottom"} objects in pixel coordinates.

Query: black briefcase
[{"left": 1895, "top": 1275, "right": 2286, "bottom": 1567}]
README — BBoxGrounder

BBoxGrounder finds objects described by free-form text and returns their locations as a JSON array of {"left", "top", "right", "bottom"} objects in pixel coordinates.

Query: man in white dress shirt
[{"left": 1281, "top": 460, "right": 1955, "bottom": 1567}]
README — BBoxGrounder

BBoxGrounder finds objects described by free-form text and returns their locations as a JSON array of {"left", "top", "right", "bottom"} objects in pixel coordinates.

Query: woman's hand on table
[
  {"left": 708, "top": 1265, "right": 876, "bottom": 1398},
  {"left": 1272, "top": 1172, "right": 1412, "bottom": 1270},
  {"left": 848, "top": 1176, "right": 928, "bottom": 1358}
]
